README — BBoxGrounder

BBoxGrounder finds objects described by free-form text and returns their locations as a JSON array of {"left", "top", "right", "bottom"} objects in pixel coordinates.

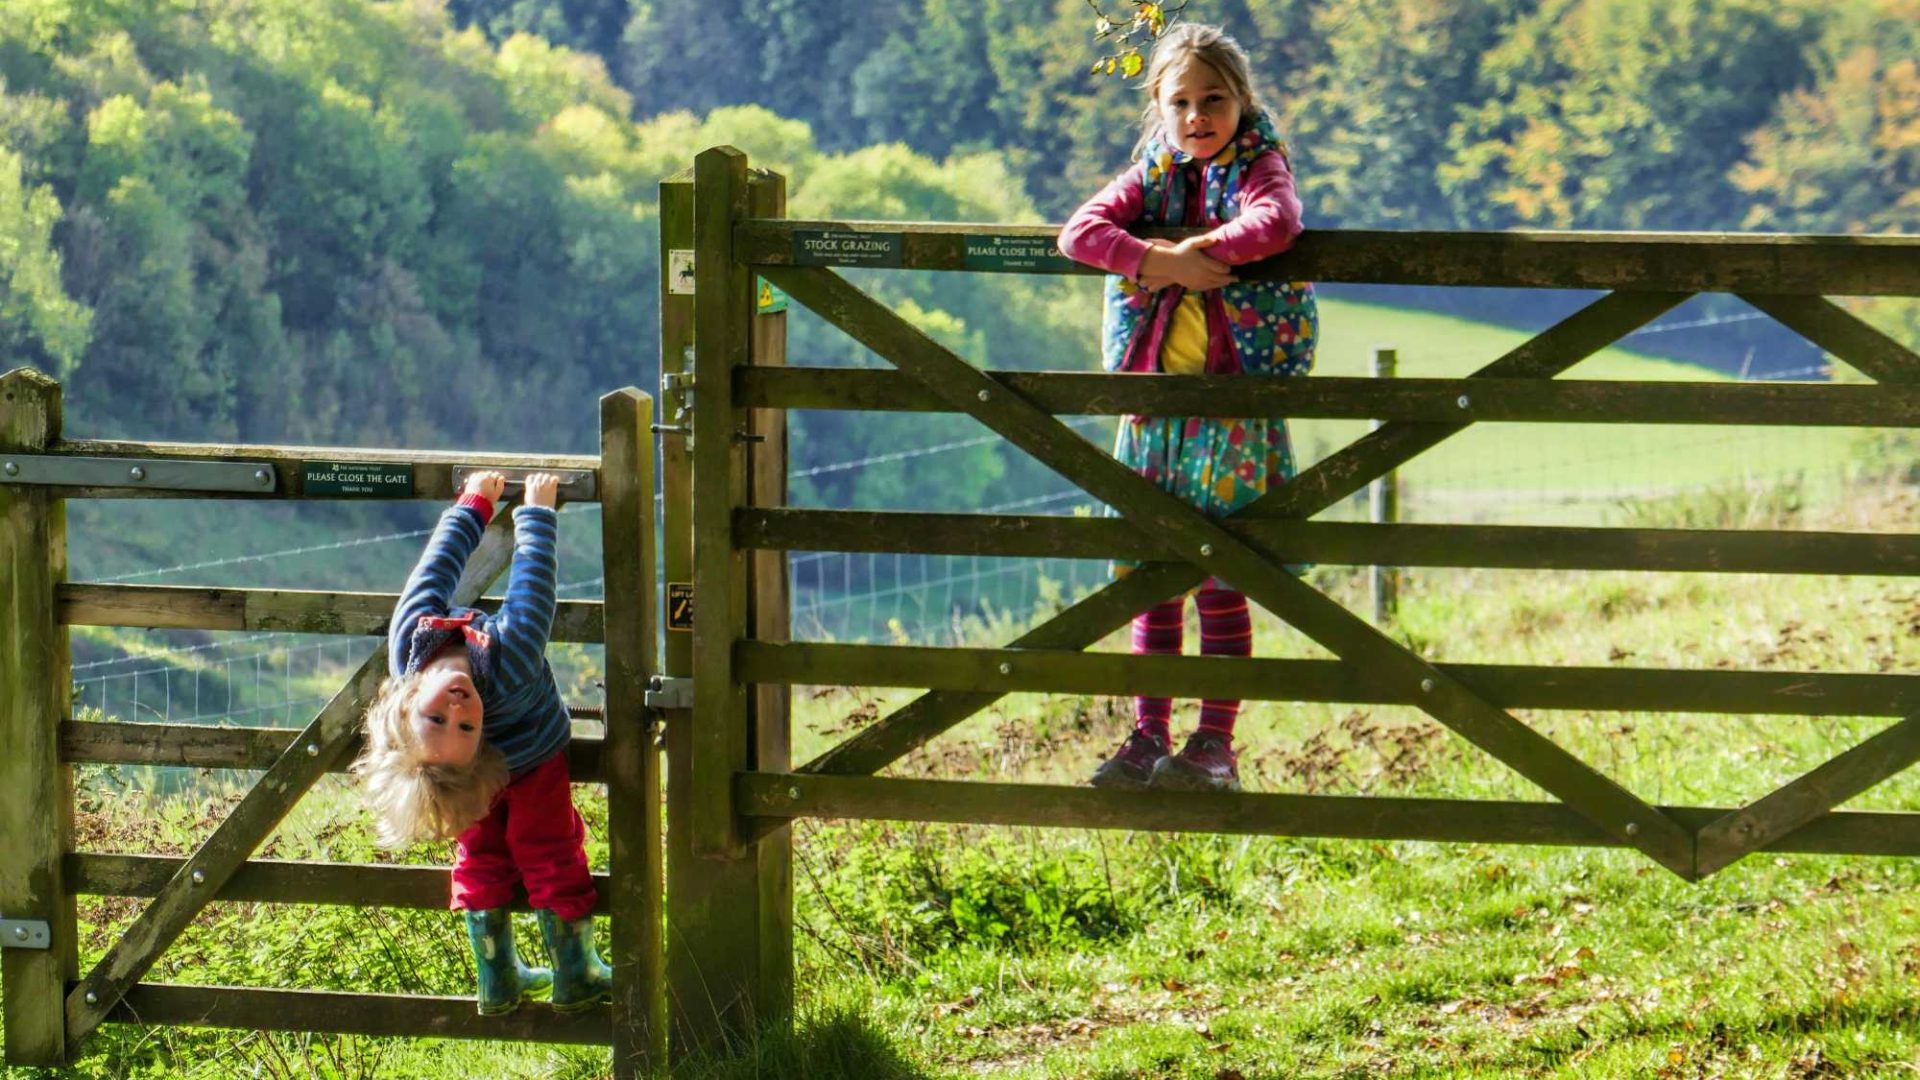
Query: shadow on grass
[{"left": 669, "top": 1006, "right": 935, "bottom": 1080}]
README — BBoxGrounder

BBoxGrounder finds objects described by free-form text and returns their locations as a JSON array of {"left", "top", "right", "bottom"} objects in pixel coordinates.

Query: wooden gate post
[
  {"left": 0, "top": 368, "right": 78, "bottom": 1066},
  {"left": 744, "top": 168, "right": 794, "bottom": 1030},
  {"left": 663, "top": 148, "right": 793, "bottom": 1051},
  {"left": 1369, "top": 347, "right": 1400, "bottom": 626},
  {"left": 599, "top": 388, "right": 667, "bottom": 1075}
]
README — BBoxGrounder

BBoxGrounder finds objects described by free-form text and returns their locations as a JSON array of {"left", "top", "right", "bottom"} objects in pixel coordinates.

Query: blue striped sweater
[{"left": 389, "top": 499, "right": 569, "bottom": 775}]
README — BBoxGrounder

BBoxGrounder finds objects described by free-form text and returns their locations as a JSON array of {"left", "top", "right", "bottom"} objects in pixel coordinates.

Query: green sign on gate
[
  {"left": 962, "top": 234, "right": 1076, "bottom": 274},
  {"left": 301, "top": 461, "right": 414, "bottom": 497},
  {"left": 791, "top": 228, "right": 903, "bottom": 268}
]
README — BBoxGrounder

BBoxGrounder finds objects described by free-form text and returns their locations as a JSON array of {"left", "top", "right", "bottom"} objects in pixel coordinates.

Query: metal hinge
[
  {"left": 0, "top": 918, "right": 50, "bottom": 950},
  {"left": 1, "top": 454, "right": 278, "bottom": 493},
  {"left": 645, "top": 675, "right": 693, "bottom": 711}
]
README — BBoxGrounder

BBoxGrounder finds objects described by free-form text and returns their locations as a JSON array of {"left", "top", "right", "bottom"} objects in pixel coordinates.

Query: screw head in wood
[
  {"left": 977, "top": 389, "right": 991, "bottom": 402},
  {"left": 190, "top": 868, "right": 206, "bottom": 885},
  {"left": 306, "top": 743, "right": 320, "bottom": 757},
  {"left": 85, "top": 990, "right": 98, "bottom": 1004},
  {"left": 128, "top": 465, "right": 146, "bottom": 481},
  {"left": 998, "top": 662, "right": 1012, "bottom": 676},
  {"left": 1420, "top": 678, "right": 1435, "bottom": 693},
  {"left": 1623, "top": 822, "right": 1641, "bottom": 837},
  {"left": 787, "top": 786, "right": 800, "bottom": 800},
  {"left": 1199, "top": 543, "right": 1214, "bottom": 558},
  {"left": 1456, "top": 394, "right": 1471, "bottom": 409}
]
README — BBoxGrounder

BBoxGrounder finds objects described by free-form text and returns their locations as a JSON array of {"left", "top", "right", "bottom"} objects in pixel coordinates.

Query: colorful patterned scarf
[{"left": 1100, "top": 110, "right": 1315, "bottom": 377}]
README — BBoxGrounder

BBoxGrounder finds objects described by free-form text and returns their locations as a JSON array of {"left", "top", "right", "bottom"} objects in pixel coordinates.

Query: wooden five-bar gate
[{"left": 4, "top": 142, "right": 1919, "bottom": 1072}]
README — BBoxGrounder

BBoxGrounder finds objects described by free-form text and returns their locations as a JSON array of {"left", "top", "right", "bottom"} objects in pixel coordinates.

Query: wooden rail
[
  {"left": 737, "top": 219, "right": 1920, "bottom": 294},
  {"left": 36, "top": 440, "right": 598, "bottom": 500},
  {"left": 110, "top": 985, "right": 611, "bottom": 1043},
  {"left": 67, "top": 854, "right": 613, "bottom": 913},
  {"left": 736, "top": 774, "right": 1920, "bottom": 856},
  {"left": 737, "top": 509, "right": 1920, "bottom": 575},
  {"left": 59, "top": 584, "right": 605, "bottom": 641},
  {"left": 740, "top": 368, "right": 1920, "bottom": 423}
]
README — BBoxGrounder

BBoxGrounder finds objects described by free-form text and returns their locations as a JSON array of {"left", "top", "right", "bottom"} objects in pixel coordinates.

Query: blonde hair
[
  {"left": 351, "top": 672, "right": 508, "bottom": 846},
  {"left": 1135, "top": 23, "right": 1268, "bottom": 157}
]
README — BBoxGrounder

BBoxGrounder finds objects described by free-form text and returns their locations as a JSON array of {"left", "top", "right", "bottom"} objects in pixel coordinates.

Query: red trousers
[{"left": 449, "top": 752, "right": 596, "bottom": 921}]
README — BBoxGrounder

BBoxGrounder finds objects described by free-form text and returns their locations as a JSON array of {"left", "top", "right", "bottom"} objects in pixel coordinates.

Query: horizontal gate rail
[
  {"left": 111, "top": 985, "right": 611, "bottom": 1044},
  {"left": 59, "top": 584, "right": 605, "bottom": 641},
  {"left": 738, "top": 219, "right": 1920, "bottom": 295},
  {"left": 739, "top": 509, "right": 1920, "bottom": 576},
  {"left": 32, "top": 440, "right": 597, "bottom": 501},
  {"left": 67, "top": 854, "right": 613, "bottom": 913},
  {"left": 60, "top": 721, "right": 609, "bottom": 779},
  {"left": 738, "top": 642, "right": 1920, "bottom": 718},
  {"left": 736, "top": 774, "right": 1920, "bottom": 856},
  {"left": 741, "top": 368, "right": 1920, "bottom": 424}
]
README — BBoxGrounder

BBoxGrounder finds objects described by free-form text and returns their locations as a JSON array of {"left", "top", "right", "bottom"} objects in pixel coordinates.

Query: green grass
[{"left": 1254, "top": 297, "right": 1861, "bottom": 521}]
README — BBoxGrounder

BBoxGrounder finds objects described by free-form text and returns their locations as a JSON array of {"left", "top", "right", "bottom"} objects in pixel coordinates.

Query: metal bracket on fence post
[
  {"left": 0, "top": 919, "right": 50, "bottom": 950},
  {"left": 644, "top": 676, "right": 693, "bottom": 711},
  {"left": 0, "top": 454, "right": 279, "bottom": 493}
]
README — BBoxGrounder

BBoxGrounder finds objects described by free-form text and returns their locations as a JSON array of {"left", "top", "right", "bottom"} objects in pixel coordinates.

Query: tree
[{"left": 0, "top": 144, "right": 91, "bottom": 376}]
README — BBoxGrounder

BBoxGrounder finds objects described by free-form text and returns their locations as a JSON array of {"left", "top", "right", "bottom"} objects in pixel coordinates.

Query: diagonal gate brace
[
  {"left": 798, "top": 290, "right": 1691, "bottom": 784},
  {"left": 763, "top": 265, "right": 1697, "bottom": 877},
  {"left": 64, "top": 514, "right": 520, "bottom": 1045}
]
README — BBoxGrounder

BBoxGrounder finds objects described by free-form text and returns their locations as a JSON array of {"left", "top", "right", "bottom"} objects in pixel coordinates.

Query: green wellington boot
[
  {"left": 464, "top": 908, "right": 553, "bottom": 1016},
  {"left": 536, "top": 909, "right": 614, "bottom": 1012}
]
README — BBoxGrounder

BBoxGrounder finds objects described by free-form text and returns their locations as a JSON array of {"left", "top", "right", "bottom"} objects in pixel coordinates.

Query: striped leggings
[{"left": 1131, "top": 585, "right": 1250, "bottom": 742}]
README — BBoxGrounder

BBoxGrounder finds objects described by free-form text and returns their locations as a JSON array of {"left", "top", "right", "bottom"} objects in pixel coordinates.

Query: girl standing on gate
[
  {"left": 353, "top": 471, "right": 612, "bottom": 1015},
  {"left": 1057, "top": 22, "right": 1317, "bottom": 793}
]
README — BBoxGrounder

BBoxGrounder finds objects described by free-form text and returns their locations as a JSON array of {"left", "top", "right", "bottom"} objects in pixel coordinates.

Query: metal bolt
[
  {"left": 84, "top": 990, "right": 98, "bottom": 1005},
  {"left": 12, "top": 926, "right": 25, "bottom": 940},
  {"left": 1199, "top": 543, "right": 1214, "bottom": 558},
  {"left": 787, "top": 786, "right": 800, "bottom": 800},
  {"left": 977, "top": 389, "right": 991, "bottom": 402},
  {"left": 1623, "top": 822, "right": 1641, "bottom": 837},
  {"left": 128, "top": 465, "right": 146, "bottom": 481},
  {"left": 254, "top": 468, "right": 272, "bottom": 486},
  {"left": 998, "top": 662, "right": 1012, "bottom": 676},
  {"left": 1456, "top": 394, "right": 1471, "bottom": 409},
  {"left": 1420, "top": 678, "right": 1436, "bottom": 693},
  {"left": 3, "top": 461, "right": 16, "bottom": 476},
  {"left": 190, "top": 868, "right": 206, "bottom": 885},
  {"left": 305, "top": 743, "right": 320, "bottom": 757}
]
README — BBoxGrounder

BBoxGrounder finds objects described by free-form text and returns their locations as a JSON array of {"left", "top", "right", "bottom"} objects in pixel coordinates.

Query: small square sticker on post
[{"left": 667, "top": 582, "right": 694, "bottom": 631}]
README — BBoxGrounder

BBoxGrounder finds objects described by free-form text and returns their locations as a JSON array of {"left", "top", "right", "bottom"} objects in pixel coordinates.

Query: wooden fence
[
  {"left": 0, "top": 383, "right": 666, "bottom": 1074},
  {"left": 682, "top": 144, "right": 1920, "bottom": 1034},
  {"left": 3, "top": 140, "right": 1918, "bottom": 1067}
]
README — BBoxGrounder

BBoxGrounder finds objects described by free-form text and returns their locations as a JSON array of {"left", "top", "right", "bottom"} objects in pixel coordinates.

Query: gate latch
[
  {"left": 645, "top": 676, "right": 693, "bottom": 711},
  {"left": 0, "top": 918, "right": 50, "bottom": 950}
]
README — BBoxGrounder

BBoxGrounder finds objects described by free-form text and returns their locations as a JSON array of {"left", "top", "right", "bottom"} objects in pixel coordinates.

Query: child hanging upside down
[{"left": 353, "top": 470, "right": 612, "bottom": 1015}]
